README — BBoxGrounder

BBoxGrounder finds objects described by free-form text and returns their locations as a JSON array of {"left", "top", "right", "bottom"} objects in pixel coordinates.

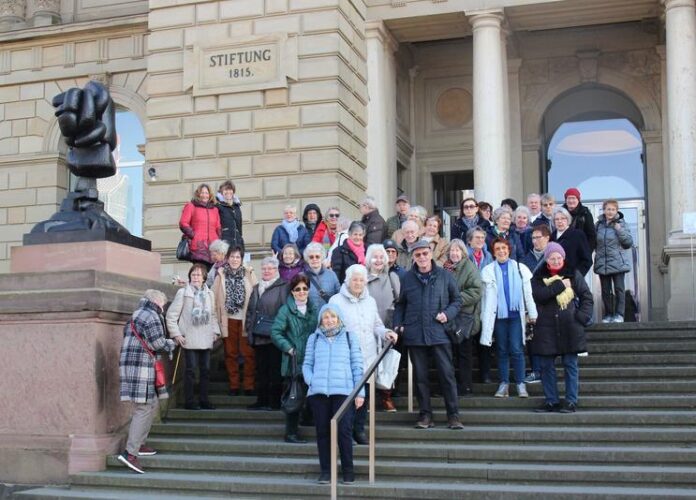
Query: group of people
[{"left": 116, "top": 181, "right": 634, "bottom": 483}]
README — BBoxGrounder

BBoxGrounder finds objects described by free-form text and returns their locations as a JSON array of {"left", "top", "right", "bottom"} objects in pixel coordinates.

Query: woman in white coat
[
  {"left": 166, "top": 263, "right": 221, "bottom": 410},
  {"left": 480, "top": 238, "right": 537, "bottom": 399},
  {"left": 329, "top": 264, "right": 398, "bottom": 444}
]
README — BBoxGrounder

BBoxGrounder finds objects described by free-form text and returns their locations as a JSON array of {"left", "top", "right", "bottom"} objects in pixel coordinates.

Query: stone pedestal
[
  {"left": 663, "top": 237, "right": 696, "bottom": 320},
  {"left": 0, "top": 243, "right": 175, "bottom": 484}
]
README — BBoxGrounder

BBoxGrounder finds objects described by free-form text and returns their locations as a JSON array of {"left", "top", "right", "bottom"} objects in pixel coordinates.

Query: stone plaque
[
  {"left": 435, "top": 87, "right": 473, "bottom": 128},
  {"left": 187, "top": 33, "right": 297, "bottom": 96}
]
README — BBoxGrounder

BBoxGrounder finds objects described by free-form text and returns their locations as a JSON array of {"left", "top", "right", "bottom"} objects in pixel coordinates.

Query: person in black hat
[{"left": 383, "top": 238, "right": 406, "bottom": 280}]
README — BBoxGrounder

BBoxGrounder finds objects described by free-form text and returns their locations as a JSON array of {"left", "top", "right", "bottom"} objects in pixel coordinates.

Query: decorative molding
[
  {"left": 577, "top": 49, "right": 600, "bottom": 83},
  {"left": 366, "top": 20, "right": 399, "bottom": 54},
  {"left": 31, "top": 45, "right": 41, "bottom": 70},
  {"left": 63, "top": 41, "right": 74, "bottom": 67},
  {"left": 0, "top": 50, "right": 10, "bottom": 74},
  {"left": 97, "top": 38, "right": 108, "bottom": 64},
  {"left": 131, "top": 33, "right": 144, "bottom": 60}
]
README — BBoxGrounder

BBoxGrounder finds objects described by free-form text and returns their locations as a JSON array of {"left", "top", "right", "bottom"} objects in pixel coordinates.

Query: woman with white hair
[
  {"left": 551, "top": 207, "right": 592, "bottom": 276},
  {"left": 512, "top": 206, "right": 533, "bottom": 255},
  {"left": 271, "top": 205, "right": 311, "bottom": 256},
  {"left": 422, "top": 215, "right": 448, "bottom": 265},
  {"left": 330, "top": 264, "right": 398, "bottom": 443},
  {"left": 485, "top": 206, "right": 525, "bottom": 262},
  {"left": 303, "top": 242, "right": 340, "bottom": 308},
  {"left": 205, "top": 239, "right": 230, "bottom": 288}
]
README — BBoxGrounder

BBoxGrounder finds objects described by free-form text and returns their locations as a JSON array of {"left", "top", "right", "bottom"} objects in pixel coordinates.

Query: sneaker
[
  {"left": 534, "top": 402, "right": 560, "bottom": 413},
  {"left": 523, "top": 372, "right": 541, "bottom": 384},
  {"left": 517, "top": 383, "right": 529, "bottom": 398},
  {"left": 560, "top": 401, "right": 577, "bottom": 413},
  {"left": 382, "top": 396, "right": 397, "bottom": 413},
  {"left": 199, "top": 401, "right": 216, "bottom": 410},
  {"left": 414, "top": 414, "right": 434, "bottom": 429},
  {"left": 602, "top": 315, "right": 614, "bottom": 323},
  {"left": 612, "top": 315, "right": 624, "bottom": 323},
  {"left": 447, "top": 415, "right": 465, "bottom": 430},
  {"left": 494, "top": 383, "right": 509, "bottom": 398},
  {"left": 117, "top": 452, "right": 144, "bottom": 474},
  {"left": 342, "top": 471, "right": 355, "bottom": 484},
  {"left": 138, "top": 445, "right": 157, "bottom": 456},
  {"left": 317, "top": 471, "right": 330, "bottom": 484}
]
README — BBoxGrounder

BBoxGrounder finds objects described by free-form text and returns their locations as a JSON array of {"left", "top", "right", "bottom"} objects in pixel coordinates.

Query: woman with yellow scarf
[{"left": 530, "top": 242, "right": 593, "bottom": 414}]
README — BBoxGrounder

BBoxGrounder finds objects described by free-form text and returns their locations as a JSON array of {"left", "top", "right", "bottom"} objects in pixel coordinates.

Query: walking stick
[{"left": 162, "top": 346, "right": 182, "bottom": 423}]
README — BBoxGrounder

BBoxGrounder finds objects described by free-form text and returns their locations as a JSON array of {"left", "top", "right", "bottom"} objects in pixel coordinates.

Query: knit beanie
[
  {"left": 544, "top": 242, "right": 566, "bottom": 260},
  {"left": 564, "top": 188, "right": 581, "bottom": 201}
]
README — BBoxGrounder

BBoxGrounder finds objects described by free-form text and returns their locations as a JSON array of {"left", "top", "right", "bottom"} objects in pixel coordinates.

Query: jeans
[
  {"left": 409, "top": 343, "right": 459, "bottom": 417},
  {"left": 494, "top": 317, "right": 525, "bottom": 384},
  {"left": 184, "top": 349, "right": 211, "bottom": 405},
  {"left": 529, "top": 354, "right": 541, "bottom": 376},
  {"left": 309, "top": 394, "right": 355, "bottom": 473},
  {"left": 539, "top": 354, "right": 579, "bottom": 405},
  {"left": 353, "top": 383, "right": 370, "bottom": 435},
  {"left": 600, "top": 273, "right": 626, "bottom": 317}
]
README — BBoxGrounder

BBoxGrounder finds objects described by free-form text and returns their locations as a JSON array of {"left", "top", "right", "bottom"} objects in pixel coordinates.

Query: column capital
[
  {"left": 662, "top": 0, "right": 696, "bottom": 11},
  {"left": 467, "top": 8, "right": 504, "bottom": 30},
  {"left": 366, "top": 20, "right": 399, "bottom": 54}
]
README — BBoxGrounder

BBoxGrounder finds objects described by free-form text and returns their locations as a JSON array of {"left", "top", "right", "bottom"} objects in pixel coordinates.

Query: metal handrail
[{"left": 330, "top": 339, "right": 396, "bottom": 500}]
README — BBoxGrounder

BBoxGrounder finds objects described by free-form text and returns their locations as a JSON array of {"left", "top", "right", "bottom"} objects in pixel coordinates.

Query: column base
[{"left": 663, "top": 234, "right": 696, "bottom": 320}]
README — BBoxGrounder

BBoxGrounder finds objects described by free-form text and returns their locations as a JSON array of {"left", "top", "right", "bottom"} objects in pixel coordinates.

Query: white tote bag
[{"left": 375, "top": 347, "right": 401, "bottom": 390}]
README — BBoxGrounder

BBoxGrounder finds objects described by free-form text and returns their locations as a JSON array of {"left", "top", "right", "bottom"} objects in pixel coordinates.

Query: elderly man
[
  {"left": 360, "top": 196, "right": 387, "bottom": 246},
  {"left": 527, "top": 193, "right": 542, "bottom": 223},
  {"left": 386, "top": 194, "right": 411, "bottom": 237},
  {"left": 394, "top": 240, "right": 463, "bottom": 429},
  {"left": 532, "top": 193, "right": 555, "bottom": 231},
  {"left": 395, "top": 220, "right": 421, "bottom": 270}
]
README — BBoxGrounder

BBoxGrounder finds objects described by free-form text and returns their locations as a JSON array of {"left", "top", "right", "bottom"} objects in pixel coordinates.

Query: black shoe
[
  {"left": 243, "top": 389, "right": 256, "bottom": 396},
  {"left": 184, "top": 403, "right": 200, "bottom": 410},
  {"left": 458, "top": 386, "right": 474, "bottom": 398},
  {"left": 228, "top": 389, "right": 240, "bottom": 396},
  {"left": 284, "top": 434, "right": 307, "bottom": 444},
  {"left": 415, "top": 414, "right": 434, "bottom": 429},
  {"left": 353, "top": 432, "right": 368, "bottom": 445},
  {"left": 299, "top": 418, "right": 314, "bottom": 427},
  {"left": 317, "top": 471, "right": 330, "bottom": 484},
  {"left": 342, "top": 471, "right": 355, "bottom": 484},
  {"left": 247, "top": 401, "right": 268, "bottom": 411},
  {"left": 534, "top": 402, "right": 560, "bottom": 413},
  {"left": 559, "top": 401, "right": 577, "bottom": 413},
  {"left": 199, "top": 401, "right": 216, "bottom": 410}
]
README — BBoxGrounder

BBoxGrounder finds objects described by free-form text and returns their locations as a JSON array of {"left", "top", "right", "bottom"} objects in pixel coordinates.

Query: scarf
[
  {"left": 320, "top": 323, "right": 343, "bottom": 338},
  {"left": 258, "top": 276, "right": 278, "bottom": 297},
  {"left": 443, "top": 259, "right": 457, "bottom": 273},
  {"left": 281, "top": 219, "right": 300, "bottom": 243},
  {"left": 494, "top": 260, "right": 522, "bottom": 319},
  {"left": 543, "top": 274, "right": 575, "bottom": 310},
  {"left": 223, "top": 264, "right": 246, "bottom": 315},
  {"left": 296, "top": 301, "right": 307, "bottom": 315},
  {"left": 472, "top": 249, "right": 483, "bottom": 267},
  {"left": 346, "top": 238, "right": 366, "bottom": 265},
  {"left": 494, "top": 226, "right": 510, "bottom": 238},
  {"left": 461, "top": 215, "right": 480, "bottom": 231},
  {"left": 190, "top": 284, "right": 211, "bottom": 326}
]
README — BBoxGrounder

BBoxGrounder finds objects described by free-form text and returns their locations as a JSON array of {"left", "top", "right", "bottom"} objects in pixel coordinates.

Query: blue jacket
[
  {"left": 303, "top": 304, "right": 364, "bottom": 397},
  {"left": 305, "top": 264, "right": 340, "bottom": 308},
  {"left": 521, "top": 249, "right": 545, "bottom": 275},
  {"left": 467, "top": 246, "right": 493, "bottom": 273},
  {"left": 485, "top": 226, "right": 525, "bottom": 262},
  {"left": 271, "top": 224, "right": 311, "bottom": 255}
]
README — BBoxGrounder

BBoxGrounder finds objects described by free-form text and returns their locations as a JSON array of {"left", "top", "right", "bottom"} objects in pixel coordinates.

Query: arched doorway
[{"left": 541, "top": 85, "right": 649, "bottom": 321}]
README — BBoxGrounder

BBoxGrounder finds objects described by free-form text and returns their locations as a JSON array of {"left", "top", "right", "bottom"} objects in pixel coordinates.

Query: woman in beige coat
[
  {"left": 166, "top": 264, "right": 221, "bottom": 410},
  {"left": 213, "top": 245, "right": 258, "bottom": 396}
]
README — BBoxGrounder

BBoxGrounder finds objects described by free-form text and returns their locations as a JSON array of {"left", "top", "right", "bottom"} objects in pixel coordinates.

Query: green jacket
[
  {"left": 452, "top": 257, "right": 483, "bottom": 335},
  {"left": 271, "top": 296, "right": 319, "bottom": 377}
]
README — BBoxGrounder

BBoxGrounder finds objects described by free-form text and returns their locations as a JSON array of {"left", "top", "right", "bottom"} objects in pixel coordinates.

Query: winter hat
[
  {"left": 382, "top": 239, "right": 398, "bottom": 251},
  {"left": 564, "top": 188, "right": 581, "bottom": 201},
  {"left": 396, "top": 194, "right": 410, "bottom": 203},
  {"left": 544, "top": 242, "right": 566, "bottom": 260}
]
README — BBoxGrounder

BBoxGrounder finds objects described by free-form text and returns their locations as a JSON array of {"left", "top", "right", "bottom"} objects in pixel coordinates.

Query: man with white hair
[
  {"left": 359, "top": 196, "right": 387, "bottom": 246},
  {"left": 527, "top": 193, "right": 542, "bottom": 223}
]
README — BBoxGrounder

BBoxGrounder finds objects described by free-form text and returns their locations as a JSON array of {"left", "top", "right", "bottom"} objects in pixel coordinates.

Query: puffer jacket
[
  {"left": 331, "top": 240, "right": 361, "bottom": 284},
  {"left": 217, "top": 194, "right": 244, "bottom": 249},
  {"left": 530, "top": 264, "right": 593, "bottom": 356},
  {"left": 565, "top": 202, "right": 597, "bottom": 250},
  {"left": 166, "top": 284, "right": 220, "bottom": 350},
  {"left": 305, "top": 264, "right": 340, "bottom": 308},
  {"left": 393, "top": 262, "right": 462, "bottom": 347},
  {"left": 594, "top": 213, "right": 633, "bottom": 275},
  {"left": 271, "top": 296, "right": 318, "bottom": 377},
  {"left": 362, "top": 209, "right": 388, "bottom": 246},
  {"left": 271, "top": 223, "right": 311, "bottom": 256},
  {"left": 278, "top": 259, "right": 304, "bottom": 283},
  {"left": 303, "top": 305, "right": 364, "bottom": 397},
  {"left": 179, "top": 200, "right": 221, "bottom": 264},
  {"left": 245, "top": 278, "right": 288, "bottom": 346},
  {"left": 367, "top": 271, "right": 400, "bottom": 328},
  {"left": 329, "top": 283, "right": 388, "bottom": 371},
  {"left": 448, "top": 257, "right": 483, "bottom": 335},
  {"left": 212, "top": 265, "right": 257, "bottom": 337}
]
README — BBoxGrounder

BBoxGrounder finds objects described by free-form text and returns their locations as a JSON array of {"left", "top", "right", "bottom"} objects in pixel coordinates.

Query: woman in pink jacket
[{"left": 179, "top": 184, "right": 221, "bottom": 267}]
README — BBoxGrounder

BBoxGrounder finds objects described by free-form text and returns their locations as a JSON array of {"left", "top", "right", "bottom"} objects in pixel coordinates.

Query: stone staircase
[{"left": 15, "top": 322, "right": 696, "bottom": 499}]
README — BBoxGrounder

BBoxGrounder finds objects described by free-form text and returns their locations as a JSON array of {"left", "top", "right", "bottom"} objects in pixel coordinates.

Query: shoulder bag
[
  {"left": 443, "top": 271, "right": 475, "bottom": 344},
  {"left": 516, "top": 263, "right": 535, "bottom": 342},
  {"left": 176, "top": 237, "right": 191, "bottom": 261},
  {"left": 130, "top": 320, "right": 167, "bottom": 389},
  {"left": 281, "top": 353, "right": 306, "bottom": 415}
]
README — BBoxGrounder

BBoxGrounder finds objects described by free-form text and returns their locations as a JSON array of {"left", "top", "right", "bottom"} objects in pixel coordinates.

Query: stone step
[
  {"left": 588, "top": 341, "right": 696, "bottom": 353},
  {"left": 585, "top": 328, "right": 696, "bottom": 340},
  {"left": 14, "top": 486, "right": 234, "bottom": 499}
]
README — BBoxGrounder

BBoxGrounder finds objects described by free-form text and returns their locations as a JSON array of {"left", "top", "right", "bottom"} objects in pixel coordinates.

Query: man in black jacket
[
  {"left": 393, "top": 240, "right": 464, "bottom": 430},
  {"left": 217, "top": 180, "right": 244, "bottom": 250},
  {"left": 563, "top": 187, "right": 596, "bottom": 250},
  {"left": 359, "top": 196, "right": 387, "bottom": 246}
]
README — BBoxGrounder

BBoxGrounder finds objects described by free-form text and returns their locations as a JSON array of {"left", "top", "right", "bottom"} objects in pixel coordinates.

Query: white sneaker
[
  {"left": 517, "top": 383, "right": 529, "bottom": 398},
  {"left": 613, "top": 315, "right": 624, "bottom": 323},
  {"left": 494, "top": 383, "right": 509, "bottom": 398},
  {"left": 602, "top": 315, "right": 614, "bottom": 323}
]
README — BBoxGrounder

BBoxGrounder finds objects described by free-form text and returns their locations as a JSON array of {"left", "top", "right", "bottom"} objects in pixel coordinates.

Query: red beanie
[{"left": 564, "top": 188, "right": 581, "bottom": 200}]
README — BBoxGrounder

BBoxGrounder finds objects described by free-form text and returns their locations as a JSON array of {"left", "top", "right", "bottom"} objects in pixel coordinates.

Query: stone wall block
[
  {"left": 146, "top": 183, "right": 193, "bottom": 206},
  {"left": 290, "top": 0, "right": 339, "bottom": 11},
  {"left": 0, "top": 121, "right": 10, "bottom": 139},
  {"left": 233, "top": 178, "right": 262, "bottom": 200},
  {"left": 194, "top": 96, "right": 217, "bottom": 113},
  {"left": 253, "top": 107, "right": 300, "bottom": 130},
  {"left": 20, "top": 83, "right": 43, "bottom": 100},
  {"left": 147, "top": 95, "right": 193, "bottom": 117},
  {"left": 144, "top": 227, "right": 183, "bottom": 249},
  {"left": 265, "top": 0, "right": 288, "bottom": 14},
  {"left": 0, "top": 223, "right": 32, "bottom": 242},
  {"left": 289, "top": 80, "right": 340, "bottom": 104},
  {"left": 35, "top": 186, "right": 63, "bottom": 204},
  {"left": 300, "top": 149, "right": 340, "bottom": 172},
  {"left": 298, "top": 57, "right": 340, "bottom": 80},
  {"left": 5, "top": 101, "right": 35, "bottom": 120},
  {"left": 301, "top": 102, "right": 341, "bottom": 126},
  {"left": 218, "top": 133, "right": 263, "bottom": 155},
  {"left": 242, "top": 223, "right": 262, "bottom": 246},
  {"left": 299, "top": 34, "right": 340, "bottom": 57},
  {"left": 219, "top": 0, "right": 264, "bottom": 20},
  {"left": 228, "top": 111, "right": 252, "bottom": 132},
  {"left": 26, "top": 165, "right": 59, "bottom": 188},
  {"left": 25, "top": 205, "right": 56, "bottom": 224},
  {"left": 26, "top": 117, "right": 48, "bottom": 136},
  {"left": 146, "top": 162, "right": 181, "bottom": 183},
  {"left": 0, "top": 188, "right": 36, "bottom": 208},
  {"left": 147, "top": 73, "right": 184, "bottom": 96},
  {"left": 149, "top": 5, "right": 195, "bottom": 30},
  {"left": 145, "top": 118, "right": 181, "bottom": 140},
  {"left": 182, "top": 158, "right": 228, "bottom": 181},
  {"left": 254, "top": 15, "right": 300, "bottom": 35},
  {"left": 219, "top": 91, "right": 263, "bottom": 110},
  {"left": 264, "top": 130, "right": 288, "bottom": 152},
  {"left": 7, "top": 207, "right": 25, "bottom": 224},
  {"left": 229, "top": 156, "right": 253, "bottom": 177},
  {"left": 289, "top": 127, "right": 339, "bottom": 149},
  {"left": 148, "top": 51, "right": 183, "bottom": 73},
  {"left": 0, "top": 86, "right": 20, "bottom": 103},
  {"left": 194, "top": 136, "right": 217, "bottom": 157},
  {"left": 182, "top": 114, "right": 227, "bottom": 136},
  {"left": 12, "top": 120, "right": 27, "bottom": 137},
  {"left": 253, "top": 153, "right": 299, "bottom": 175},
  {"left": 253, "top": 201, "right": 297, "bottom": 222},
  {"left": 146, "top": 138, "right": 193, "bottom": 161},
  {"left": 265, "top": 88, "right": 288, "bottom": 107},
  {"left": 263, "top": 177, "right": 287, "bottom": 198},
  {"left": 144, "top": 205, "right": 183, "bottom": 227},
  {"left": 8, "top": 171, "right": 27, "bottom": 189},
  {"left": 196, "top": 2, "right": 219, "bottom": 23},
  {"left": 0, "top": 138, "right": 19, "bottom": 155},
  {"left": 148, "top": 30, "right": 185, "bottom": 52},
  {"left": 288, "top": 172, "right": 339, "bottom": 196}
]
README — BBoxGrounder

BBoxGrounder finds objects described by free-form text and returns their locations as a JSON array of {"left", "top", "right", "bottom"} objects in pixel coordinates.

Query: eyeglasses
[
  {"left": 542, "top": 203, "right": 554, "bottom": 207},
  {"left": 531, "top": 235, "right": 546, "bottom": 240},
  {"left": 327, "top": 213, "right": 340, "bottom": 218},
  {"left": 413, "top": 251, "right": 430, "bottom": 258},
  {"left": 292, "top": 286, "right": 309, "bottom": 292},
  {"left": 462, "top": 204, "right": 477, "bottom": 209},
  {"left": 307, "top": 255, "right": 322, "bottom": 260}
]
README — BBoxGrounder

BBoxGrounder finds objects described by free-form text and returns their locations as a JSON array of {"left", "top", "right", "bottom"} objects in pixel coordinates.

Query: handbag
[
  {"left": 252, "top": 315, "right": 275, "bottom": 337},
  {"left": 176, "top": 237, "right": 191, "bottom": 261},
  {"left": 516, "top": 262, "right": 535, "bottom": 342},
  {"left": 445, "top": 310, "right": 475, "bottom": 344},
  {"left": 130, "top": 321, "right": 167, "bottom": 389},
  {"left": 281, "top": 354, "right": 306, "bottom": 415},
  {"left": 376, "top": 345, "right": 401, "bottom": 390}
]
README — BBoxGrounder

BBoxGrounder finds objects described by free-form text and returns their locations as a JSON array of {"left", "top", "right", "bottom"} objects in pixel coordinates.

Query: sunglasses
[
  {"left": 327, "top": 213, "right": 340, "bottom": 218},
  {"left": 462, "top": 204, "right": 477, "bottom": 209},
  {"left": 307, "top": 255, "right": 322, "bottom": 260},
  {"left": 413, "top": 251, "right": 430, "bottom": 258},
  {"left": 292, "top": 286, "right": 309, "bottom": 292}
]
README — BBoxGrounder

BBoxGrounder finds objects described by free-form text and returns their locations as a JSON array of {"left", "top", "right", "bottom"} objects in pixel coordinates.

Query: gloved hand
[{"left": 164, "top": 338, "right": 176, "bottom": 353}]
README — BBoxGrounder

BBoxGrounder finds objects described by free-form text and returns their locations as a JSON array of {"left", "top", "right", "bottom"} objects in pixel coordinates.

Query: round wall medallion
[{"left": 435, "top": 88, "right": 473, "bottom": 128}]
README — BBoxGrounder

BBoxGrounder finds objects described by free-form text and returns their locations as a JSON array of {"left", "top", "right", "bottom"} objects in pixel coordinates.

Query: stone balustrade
[{"left": 0, "top": 0, "right": 60, "bottom": 31}]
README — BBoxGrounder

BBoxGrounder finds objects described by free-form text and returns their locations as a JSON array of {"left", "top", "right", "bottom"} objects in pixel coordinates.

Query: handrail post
[
  {"left": 368, "top": 372, "right": 376, "bottom": 484},
  {"left": 407, "top": 350, "right": 413, "bottom": 413},
  {"left": 331, "top": 419, "right": 338, "bottom": 500}
]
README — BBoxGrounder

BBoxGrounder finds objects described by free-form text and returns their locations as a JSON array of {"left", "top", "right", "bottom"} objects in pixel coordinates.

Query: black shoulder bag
[
  {"left": 516, "top": 262, "right": 535, "bottom": 342},
  {"left": 443, "top": 271, "right": 475, "bottom": 344}
]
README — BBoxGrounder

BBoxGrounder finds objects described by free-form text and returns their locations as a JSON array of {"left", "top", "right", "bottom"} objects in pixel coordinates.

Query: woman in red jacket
[{"left": 179, "top": 184, "right": 221, "bottom": 268}]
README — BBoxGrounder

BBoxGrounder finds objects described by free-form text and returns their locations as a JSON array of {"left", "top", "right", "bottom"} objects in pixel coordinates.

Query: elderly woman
[
  {"left": 531, "top": 243, "right": 593, "bottom": 413},
  {"left": 179, "top": 183, "right": 221, "bottom": 267},
  {"left": 552, "top": 207, "right": 592, "bottom": 276},
  {"left": 245, "top": 257, "right": 289, "bottom": 410},
  {"left": 481, "top": 238, "right": 538, "bottom": 398},
  {"left": 393, "top": 205, "right": 427, "bottom": 245},
  {"left": 532, "top": 193, "right": 555, "bottom": 231},
  {"left": 443, "top": 239, "right": 483, "bottom": 397},
  {"left": 451, "top": 197, "right": 491, "bottom": 241},
  {"left": 117, "top": 289, "right": 176, "bottom": 474},
  {"left": 466, "top": 227, "right": 494, "bottom": 383},
  {"left": 205, "top": 239, "right": 229, "bottom": 289},
  {"left": 303, "top": 304, "right": 364, "bottom": 485},
  {"left": 422, "top": 215, "right": 448, "bottom": 265},
  {"left": 214, "top": 245, "right": 257, "bottom": 396},
  {"left": 330, "top": 264, "right": 398, "bottom": 444},
  {"left": 271, "top": 205, "right": 311, "bottom": 256},
  {"left": 279, "top": 243, "right": 305, "bottom": 283},
  {"left": 594, "top": 199, "right": 634, "bottom": 323},
  {"left": 304, "top": 242, "right": 340, "bottom": 308},
  {"left": 365, "top": 244, "right": 401, "bottom": 411},
  {"left": 331, "top": 221, "right": 367, "bottom": 284},
  {"left": 513, "top": 206, "right": 533, "bottom": 255},
  {"left": 312, "top": 206, "right": 340, "bottom": 252},
  {"left": 272, "top": 274, "right": 319, "bottom": 443},
  {"left": 166, "top": 264, "right": 220, "bottom": 411},
  {"left": 486, "top": 207, "right": 525, "bottom": 262}
]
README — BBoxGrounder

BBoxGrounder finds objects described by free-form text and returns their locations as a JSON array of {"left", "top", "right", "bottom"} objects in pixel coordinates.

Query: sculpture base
[{"left": 23, "top": 227, "right": 151, "bottom": 251}]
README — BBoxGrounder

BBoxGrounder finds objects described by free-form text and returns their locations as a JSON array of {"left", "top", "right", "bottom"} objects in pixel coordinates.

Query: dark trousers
[
  {"left": 309, "top": 394, "right": 355, "bottom": 473},
  {"left": 600, "top": 273, "right": 626, "bottom": 317},
  {"left": 254, "top": 343, "right": 282, "bottom": 408},
  {"left": 454, "top": 337, "right": 473, "bottom": 391},
  {"left": 353, "top": 383, "right": 370, "bottom": 435},
  {"left": 184, "top": 349, "right": 211, "bottom": 405},
  {"left": 476, "top": 341, "right": 493, "bottom": 381},
  {"left": 283, "top": 378, "right": 311, "bottom": 436},
  {"left": 409, "top": 343, "right": 459, "bottom": 417}
]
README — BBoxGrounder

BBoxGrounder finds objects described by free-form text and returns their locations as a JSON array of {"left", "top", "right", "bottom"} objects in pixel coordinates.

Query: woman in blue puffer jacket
[{"left": 303, "top": 304, "right": 364, "bottom": 486}]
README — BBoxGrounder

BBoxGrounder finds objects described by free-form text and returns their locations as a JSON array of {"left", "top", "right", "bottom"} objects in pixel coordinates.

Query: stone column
[
  {"left": 27, "top": 0, "right": 60, "bottom": 26},
  {"left": 0, "top": 0, "right": 26, "bottom": 31},
  {"left": 470, "top": 10, "right": 508, "bottom": 205},
  {"left": 366, "top": 21, "right": 398, "bottom": 215},
  {"left": 508, "top": 58, "right": 524, "bottom": 200}
]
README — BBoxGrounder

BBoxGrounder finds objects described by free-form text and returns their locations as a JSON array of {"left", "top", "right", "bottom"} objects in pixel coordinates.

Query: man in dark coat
[
  {"left": 386, "top": 194, "right": 410, "bottom": 237},
  {"left": 359, "top": 196, "right": 387, "bottom": 246},
  {"left": 217, "top": 181, "right": 244, "bottom": 250},
  {"left": 393, "top": 240, "right": 464, "bottom": 430},
  {"left": 563, "top": 188, "right": 596, "bottom": 251}
]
